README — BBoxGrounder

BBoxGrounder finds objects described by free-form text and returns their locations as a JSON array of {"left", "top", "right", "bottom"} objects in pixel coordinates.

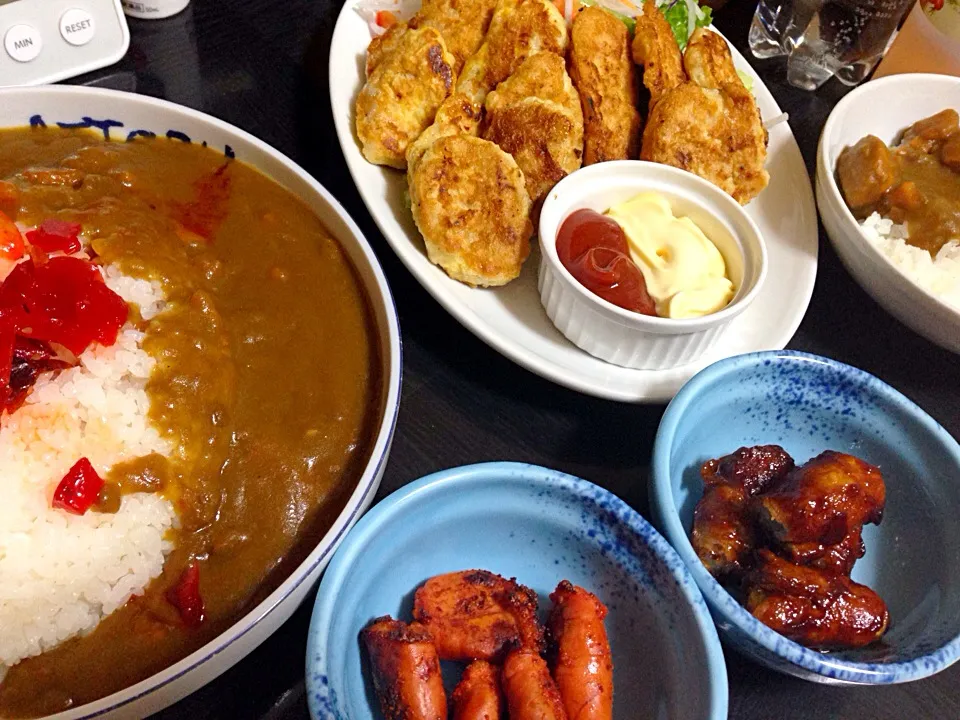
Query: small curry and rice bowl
[
  {"left": 836, "top": 108, "right": 960, "bottom": 314},
  {"left": 0, "top": 105, "right": 396, "bottom": 718},
  {"left": 816, "top": 74, "right": 960, "bottom": 353}
]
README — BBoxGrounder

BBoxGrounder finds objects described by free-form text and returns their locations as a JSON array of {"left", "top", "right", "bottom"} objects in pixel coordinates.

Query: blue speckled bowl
[
  {"left": 306, "top": 462, "right": 727, "bottom": 719},
  {"left": 651, "top": 350, "right": 960, "bottom": 684}
]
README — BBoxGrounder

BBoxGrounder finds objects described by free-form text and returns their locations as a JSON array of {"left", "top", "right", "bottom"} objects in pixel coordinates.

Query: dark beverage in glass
[{"left": 749, "top": 0, "right": 916, "bottom": 90}]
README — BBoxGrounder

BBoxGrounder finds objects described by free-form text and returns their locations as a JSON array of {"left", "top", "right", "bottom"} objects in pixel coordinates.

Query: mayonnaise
[{"left": 606, "top": 192, "right": 735, "bottom": 319}]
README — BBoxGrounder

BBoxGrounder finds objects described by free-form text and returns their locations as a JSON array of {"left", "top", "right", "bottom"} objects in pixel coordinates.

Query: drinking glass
[{"left": 749, "top": 0, "right": 916, "bottom": 90}]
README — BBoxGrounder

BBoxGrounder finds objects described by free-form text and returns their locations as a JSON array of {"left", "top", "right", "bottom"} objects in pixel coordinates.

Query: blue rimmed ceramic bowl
[
  {"left": 650, "top": 350, "right": 960, "bottom": 685},
  {"left": 306, "top": 462, "right": 728, "bottom": 720}
]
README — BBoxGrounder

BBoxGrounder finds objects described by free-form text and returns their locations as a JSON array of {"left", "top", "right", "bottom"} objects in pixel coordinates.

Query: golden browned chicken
[
  {"left": 483, "top": 52, "right": 584, "bottom": 206},
  {"left": 637, "top": 21, "right": 769, "bottom": 204},
  {"left": 408, "top": 134, "right": 533, "bottom": 286},
  {"left": 745, "top": 549, "right": 889, "bottom": 648},
  {"left": 569, "top": 6, "right": 641, "bottom": 165},
  {"left": 365, "top": 23, "right": 409, "bottom": 78},
  {"left": 361, "top": 616, "right": 448, "bottom": 720},
  {"left": 452, "top": 660, "right": 504, "bottom": 720},
  {"left": 681, "top": 26, "right": 743, "bottom": 89},
  {"left": 631, "top": 0, "right": 685, "bottom": 110},
  {"left": 356, "top": 27, "right": 457, "bottom": 169},
  {"left": 406, "top": 92, "right": 485, "bottom": 171},
  {"left": 413, "top": 569, "right": 544, "bottom": 661},
  {"left": 691, "top": 445, "right": 795, "bottom": 577},
  {"left": 411, "top": 0, "right": 499, "bottom": 74},
  {"left": 456, "top": 0, "right": 568, "bottom": 104},
  {"left": 754, "top": 450, "right": 886, "bottom": 547}
]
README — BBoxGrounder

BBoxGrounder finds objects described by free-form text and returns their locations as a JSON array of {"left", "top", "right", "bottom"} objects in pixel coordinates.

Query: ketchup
[{"left": 555, "top": 209, "right": 656, "bottom": 316}]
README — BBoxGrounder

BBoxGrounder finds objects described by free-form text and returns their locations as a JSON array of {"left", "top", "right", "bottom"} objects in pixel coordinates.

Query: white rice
[
  {"left": 859, "top": 212, "right": 960, "bottom": 312},
  {"left": 0, "top": 263, "right": 176, "bottom": 681}
]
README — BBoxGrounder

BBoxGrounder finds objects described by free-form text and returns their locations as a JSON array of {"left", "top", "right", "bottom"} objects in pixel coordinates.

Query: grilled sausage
[
  {"left": 501, "top": 649, "right": 568, "bottom": 720},
  {"left": 414, "top": 569, "right": 543, "bottom": 661},
  {"left": 452, "top": 660, "right": 503, "bottom": 720},
  {"left": 548, "top": 581, "right": 613, "bottom": 720},
  {"left": 361, "top": 616, "right": 447, "bottom": 720}
]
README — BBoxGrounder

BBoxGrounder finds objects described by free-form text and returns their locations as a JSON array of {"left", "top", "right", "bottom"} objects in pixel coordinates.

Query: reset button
[{"left": 59, "top": 8, "right": 96, "bottom": 47}]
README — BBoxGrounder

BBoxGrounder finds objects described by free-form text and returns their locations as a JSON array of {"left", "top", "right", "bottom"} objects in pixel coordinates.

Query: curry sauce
[{"left": 0, "top": 128, "right": 382, "bottom": 717}]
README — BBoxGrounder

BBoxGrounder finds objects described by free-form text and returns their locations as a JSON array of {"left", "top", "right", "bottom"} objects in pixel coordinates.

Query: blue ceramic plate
[
  {"left": 306, "top": 462, "right": 727, "bottom": 719},
  {"left": 651, "top": 350, "right": 960, "bottom": 684}
]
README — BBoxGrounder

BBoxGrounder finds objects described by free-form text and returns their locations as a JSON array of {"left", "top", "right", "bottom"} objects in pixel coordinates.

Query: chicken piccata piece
[
  {"left": 637, "top": 18, "right": 769, "bottom": 205},
  {"left": 413, "top": 569, "right": 544, "bottom": 661},
  {"left": 411, "top": 0, "right": 499, "bottom": 74},
  {"left": 746, "top": 549, "right": 889, "bottom": 648},
  {"left": 408, "top": 134, "right": 533, "bottom": 287},
  {"left": 754, "top": 450, "right": 886, "bottom": 547},
  {"left": 356, "top": 27, "right": 457, "bottom": 169},
  {"left": 483, "top": 52, "right": 584, "bottom": 206},
  {"left": 456, "top": 0, "right": 568, "bottom": 105},
  {"left": 405, "top": 92, "right": 485, "bottom": 172},
  {"left": 569, "top": 5, "right": 642, "bottom": 164},
  {"left": 691, "top": 445, "right": 795, "bottom": 577},
  {"left": 631, "top": 0, "right": 684, "bottom": 110}
]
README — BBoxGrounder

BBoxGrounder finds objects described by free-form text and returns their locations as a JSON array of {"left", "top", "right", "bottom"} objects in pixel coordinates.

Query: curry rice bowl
[{"left": 0, "top": 267, "right": 176, "bottom": 683}]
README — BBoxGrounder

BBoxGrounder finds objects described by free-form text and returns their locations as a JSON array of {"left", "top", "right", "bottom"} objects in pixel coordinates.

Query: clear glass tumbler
[{"left": 749, "top": 0, "right": 916, "bottom": 90}]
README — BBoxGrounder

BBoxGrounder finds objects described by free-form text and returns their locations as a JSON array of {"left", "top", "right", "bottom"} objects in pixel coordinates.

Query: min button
[
  {"left": 59, "top": 8, "right": 96, "bottom": 47},
  {"left": 4, "top": 24, "right": 42, "bottom": 63}
]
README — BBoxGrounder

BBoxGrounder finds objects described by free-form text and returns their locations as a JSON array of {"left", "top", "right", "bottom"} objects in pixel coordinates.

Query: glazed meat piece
[
  {"left": 780, "top": 526, "right": 866, "bottom": 577},
  {"left": 691, "top": 445, "right": 794, "bottom": 577},
  {"left": 413, "top": 569, "right": 544, "bottom": 661},
  {"left": 569, "top": 6, "right": 641, "bottom": 164},
  {"left": 502, "top": 649, "right": 569, "bottom": 720},
  {"left": 836, "top": 135, "right": 900, "bottom": 213},
  {"left": 754, "top": 451, "right": 885, "bottom": 547},
  {"left": 746, "top": 550, "right": 889, "bottom": 648},
  {"left": 361, "top": 616, "right": 448, "bottom": 720},
  {"left": 452, "top": 660, "right": 504, "bottom": 720},
  {"left": 548, "top": 581, "right": 613, "bottom": 720},
  {"left": 704, "top": 444, "right": 795, "bottom": 496}
]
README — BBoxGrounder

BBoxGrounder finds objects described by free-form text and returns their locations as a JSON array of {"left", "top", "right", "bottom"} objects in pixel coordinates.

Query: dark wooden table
[{"left": 68, "top": 0, "right": 960, "bottom": 717}]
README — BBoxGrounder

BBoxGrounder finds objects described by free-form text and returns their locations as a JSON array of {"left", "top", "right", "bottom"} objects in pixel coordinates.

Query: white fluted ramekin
[{"left": 538, "top": 161, "right": 767, "bottom": 371}]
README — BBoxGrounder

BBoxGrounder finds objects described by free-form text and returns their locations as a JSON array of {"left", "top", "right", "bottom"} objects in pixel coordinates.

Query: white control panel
[{"left": 0, "top": 0, "right": 129, "bottom": 87}]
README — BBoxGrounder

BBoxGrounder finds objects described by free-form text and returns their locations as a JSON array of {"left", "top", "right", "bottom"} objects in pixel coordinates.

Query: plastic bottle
[{"left": 121, "top": 0, "right": 191, "bottom": 20}]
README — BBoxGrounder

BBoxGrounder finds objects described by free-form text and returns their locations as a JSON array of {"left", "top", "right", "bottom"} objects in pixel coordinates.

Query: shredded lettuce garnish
[
  {"left": 657, "top": 0, "right": 712, "bottom": 49},
  {"left": 736, "top": 69, "right": 754, "bottom": 91}
]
